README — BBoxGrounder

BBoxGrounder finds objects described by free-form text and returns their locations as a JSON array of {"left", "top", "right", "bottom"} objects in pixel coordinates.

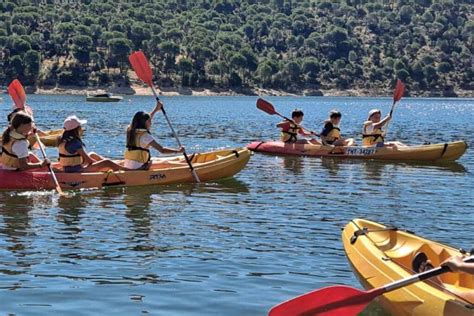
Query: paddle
[
  {"left": 269, "top": 255, "right": 474, "bottom": 316},
  {"left": 129, "top": 51, "right": 200, "bottom": 183},
  {"left": 7, "top": 79, "right": 35, "bottom": 116},
  {"left": 256, "top": 98, "right": 320, "bottom": 137},
  {"left": 7, "top": 80, "right": 65, "bottom": 196},
  {"left": 383, "top": 79, "right": 405, "bottom": 137}
]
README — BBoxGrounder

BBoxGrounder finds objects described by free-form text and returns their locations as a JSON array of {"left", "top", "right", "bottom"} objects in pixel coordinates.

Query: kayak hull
[
  {"left": 0, "top": 129, "right": 62, "bottom": 147},
  {"left": 342, "top": 219, "right": 474, "bottom": 316},
  {"left": 38, "top": 129, "right": 62, "bottom": 147},
  {"left": 0, "top": 148, "right": 251, "bottom": 190},
  {"left": 247, "top": 140, "right": 467, "bottom": 162}
]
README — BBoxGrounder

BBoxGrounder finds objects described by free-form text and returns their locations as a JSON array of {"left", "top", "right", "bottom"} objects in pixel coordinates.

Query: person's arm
[
  {"left": 276, "top": 120, "right": 290, "bottom": 129},
  {"left": 373, "top": 115, "right": 391, "bottom": 130},
  {"left": 150, "top": 100, "right": 163, "bottom": 119},
  {"left": 299, "top": 128, "right": 316, "bottom": 137},
  {"left": 442, "top": 256, "right": 474, "bottom": 274},
  {"left": 18, "top": 157, "right": 50, "bottom": 170},
  {"left": 148, "top": 140, "right": 184, "bottom": 154},
  {"left": 77, "top": 147, "right": 96, "bottom": 165},
  {"left": 320, "top": 123, "right": 331, "bottom": 145}
]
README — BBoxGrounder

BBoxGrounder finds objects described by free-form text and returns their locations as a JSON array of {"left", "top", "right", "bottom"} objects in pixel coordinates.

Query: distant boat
[{"left": 86, "top": 93, "right": 123, "bottom": 102}]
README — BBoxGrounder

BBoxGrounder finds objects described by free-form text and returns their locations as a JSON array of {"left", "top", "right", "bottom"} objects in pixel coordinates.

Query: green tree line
[{"left": 0, "top": 0, "right": 472, "bottom": 95}]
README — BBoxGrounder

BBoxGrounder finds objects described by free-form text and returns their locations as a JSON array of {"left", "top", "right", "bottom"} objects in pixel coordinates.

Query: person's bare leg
[
  {"left": 83, "top": 160, "right": 128, "bottom": 172},
  {"left": 28, "top": 153, "right": 41, "bottom": 163},
  {"left": 89, "top": 152, "right": 105, "bottom": 160}
]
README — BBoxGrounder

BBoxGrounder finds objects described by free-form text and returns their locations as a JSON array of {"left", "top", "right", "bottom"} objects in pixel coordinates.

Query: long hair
[
  {"left": 60, "top": 127, "right": 84, "bottom": 146},
  {"left": 2, "top": 112, "right": 32, "bottom": 144},
  {"left": 127, "top": 111, "right": 151, "bottom": 147}
]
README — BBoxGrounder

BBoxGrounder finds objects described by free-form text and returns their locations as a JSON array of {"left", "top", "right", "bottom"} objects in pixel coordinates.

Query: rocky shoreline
[{"left": 16, "top": 84, "right": 474, "bottom": 98}]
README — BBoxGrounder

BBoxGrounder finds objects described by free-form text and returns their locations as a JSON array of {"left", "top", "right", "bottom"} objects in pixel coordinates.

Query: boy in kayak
[
  {"left": 320, "top": 110, "right": 355, "bottom": 146},
  {"left": 276, "top": 109, "right": 319, "bottom": 144},
  {"left": 124, "top": 100, "right": 184, "bottom": 170},
  {"left": 362, "top": 109, "right": 405, "bottom": 147},
  {"left": 58, "top": 115, "right": 126, "bottom": 172},
  {"left": 0, "top": 112, "right": 50, "bottom": 171}
]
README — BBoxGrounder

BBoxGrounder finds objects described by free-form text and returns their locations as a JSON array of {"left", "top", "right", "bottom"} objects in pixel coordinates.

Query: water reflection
[{"left": 282, "top": 156, "right": 304, "bottom": 174}]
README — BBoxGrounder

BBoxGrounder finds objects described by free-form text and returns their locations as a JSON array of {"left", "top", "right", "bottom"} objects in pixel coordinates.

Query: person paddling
[
  {"left": 362, "top": 109, "right": 405, "bottom": 147},
  {"left": 124, "top": 101, "right": 184, "bottom": 170},
  {"left": 6, "top": 107, "right": 47, "bottom": 150},
  {"left": 276, "top": 109, "right": 318, "bottom": 144},
  {"left": 58, "top": 115, "right": 126, "bottom": 173},
  {"left": 320, "top": 110, "right": 355, "bottom": 146},
  {"left": 0, "top": 112, "right": 50, "bottom": 171},
  {"left": 413, "top": 252, "right": 474, "bottom": 303}
]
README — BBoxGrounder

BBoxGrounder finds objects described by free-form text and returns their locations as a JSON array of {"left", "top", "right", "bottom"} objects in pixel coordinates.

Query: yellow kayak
[
  {"left": 342, "top": 219, "right": 474, "bottom": 316},
  {"left": 0, "top": 148, "right": 251, "bottom": 190},
  {"left": 247, "top": 140, "right": 468, "bottom": 162},
  {"left": 0, "top": 129, "right": 62, "bottom": 147}
]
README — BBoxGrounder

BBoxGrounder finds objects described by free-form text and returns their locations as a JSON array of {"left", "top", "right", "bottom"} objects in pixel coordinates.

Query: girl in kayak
[
  {"left": 0, "top": 112, "right": 50, "bottom": 171},
  {"left": 276, "top": 109, "right": 319, "bottom": 144},
  {"left": 124, "top": 101, "right": 184, "bottom": 170},
  {"left": 7, "top": 107, "right": 47, "bottom": 149},
  {"left": 362, "top": 109, "right": 405, "bottom": 147},
  {"left": 58, "top": 115, "right": 126, "bottom": 172},
  {"left": 320, "top": 110, "right": 355, "bottom": 146}
]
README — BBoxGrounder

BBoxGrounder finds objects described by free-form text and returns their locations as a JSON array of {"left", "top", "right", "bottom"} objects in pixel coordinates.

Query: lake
[{"left": 0, "top": 95, "right": 473, "bottom": 315}]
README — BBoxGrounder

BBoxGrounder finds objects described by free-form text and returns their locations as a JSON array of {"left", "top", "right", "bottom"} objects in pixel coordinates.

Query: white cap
[
  {"left": 368, "top": 109, "right": 381, "bottom": 120},
  {"left": 64, "top": 115, "right": 87, "bottom": 131}
]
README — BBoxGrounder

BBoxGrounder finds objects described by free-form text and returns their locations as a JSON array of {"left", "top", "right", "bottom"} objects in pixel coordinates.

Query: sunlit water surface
[{"left": 0, "top": 95, "right": 473, "bottom": 315}]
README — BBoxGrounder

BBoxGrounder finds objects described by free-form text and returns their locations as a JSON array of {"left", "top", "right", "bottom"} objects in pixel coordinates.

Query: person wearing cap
[
  {"left": 362, "top": 109, "right": 405, "bottom": 147},
  {"left": 58, "top": 116, "right": 126, "bottom": 173},
  {"left": 276, "top": 109, "right": 319, "bottom": 144},
  {"left": 362, "top": 109, "right": 391, "bottom": 147},
  {"left": 125, "top": 101, "right": 184, "bottom": 170},
  {"left": 0, "top": 112, "right": 49, "bottom": 171},
  {"left": 320, "top": 110, "right": 355, "bottom": 146}
]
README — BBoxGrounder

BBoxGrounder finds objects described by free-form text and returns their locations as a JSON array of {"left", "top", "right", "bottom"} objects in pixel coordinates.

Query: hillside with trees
[{"left": 0, "top": 0, "right": 472, "bottom": 96}]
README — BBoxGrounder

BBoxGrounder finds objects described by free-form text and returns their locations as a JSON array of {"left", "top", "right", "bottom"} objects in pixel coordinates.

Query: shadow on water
[{"left": 316, "top": 157, "right": 467, "bottom": 175}]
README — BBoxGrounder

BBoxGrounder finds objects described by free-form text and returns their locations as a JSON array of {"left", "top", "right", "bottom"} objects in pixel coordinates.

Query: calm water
[{"left": 0, "top": 95, "right": 473, "bottom": 315}]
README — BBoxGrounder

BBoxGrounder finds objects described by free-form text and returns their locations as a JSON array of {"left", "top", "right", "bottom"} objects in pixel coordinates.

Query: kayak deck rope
[
  {"left": 440, "top": 143, "right": 448, "bottom": 158},
  {"left": 350, "top": 226, "right": 403, "bottom": 244},
  {"left": 102, "top": 170, "right": 125, "bottom": 187},
  {"left": 252, "top": 141, "right": 266, "bottom": 151}
]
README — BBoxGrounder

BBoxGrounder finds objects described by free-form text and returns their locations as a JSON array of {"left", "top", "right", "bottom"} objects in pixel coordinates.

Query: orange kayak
[
  {"left": 247, "top": 140, "right": 467, "bottom": 162},
  {"left": 0, "top": 148, "right": 251, "bottom": 190}
]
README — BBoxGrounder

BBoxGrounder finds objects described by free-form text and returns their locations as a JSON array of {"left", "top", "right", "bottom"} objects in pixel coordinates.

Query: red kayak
[{"left": 246, "top": 140, "right": 467, "bottom": 162}]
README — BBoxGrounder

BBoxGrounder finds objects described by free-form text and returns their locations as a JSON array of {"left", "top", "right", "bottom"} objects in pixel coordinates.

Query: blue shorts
[{"left": 63, "top": 165, "right": 83, "bottom": 173}]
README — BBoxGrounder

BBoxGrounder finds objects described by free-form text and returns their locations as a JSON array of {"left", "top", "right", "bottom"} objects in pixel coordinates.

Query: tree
[
  {"left": 107, "top": 38, "right": 132, "bottom": 71},
  {"left": 257, "top": 62, "right": 273, "bottom": 86},
  {"left": 72, "top": 35, "right": 93, "bottom": 64},
  {"left": 23, "top": 49, "right": 41, "bottom": 84},
  {"left": 286, "top": 61, "right": 301, "bottom": 82}
]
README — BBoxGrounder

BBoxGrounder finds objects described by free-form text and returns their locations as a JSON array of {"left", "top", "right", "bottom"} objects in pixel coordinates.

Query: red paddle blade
[
  {"left": 129, "top": 51, "right": 154, "bottom": 86},
  {"left": 8, "top": 79, "right": 26, "bottom": 108},
  {"left": 269, "top": 286, "right": 383, "bottom": 316},
  {"left": 393, "top": 79, "right": 405, "bottom": 103},
  {"left": 257, "top": 98, "right": 277, "bottom": 115}
]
